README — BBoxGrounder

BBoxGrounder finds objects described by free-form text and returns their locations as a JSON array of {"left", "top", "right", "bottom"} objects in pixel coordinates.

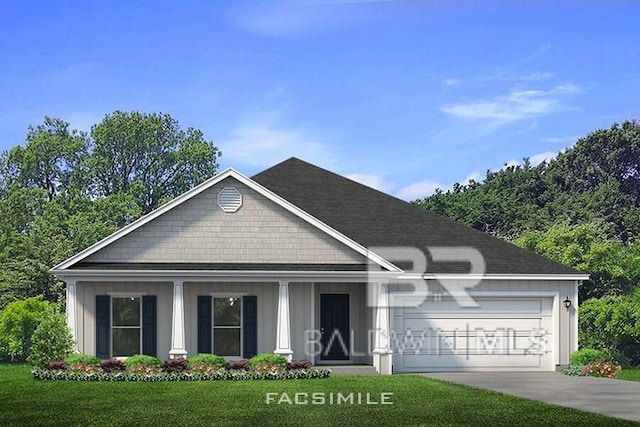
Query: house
[{"left": 51, "top": 157, "right": 587, "bottom": 374}]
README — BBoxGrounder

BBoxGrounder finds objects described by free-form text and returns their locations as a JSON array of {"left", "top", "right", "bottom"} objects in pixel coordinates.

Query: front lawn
[
  {"left": 619, "top": 367, "right": 640, "bottom": 382},
  {"left": 0, "top": 364, "right": 635, "bottom": 426}
]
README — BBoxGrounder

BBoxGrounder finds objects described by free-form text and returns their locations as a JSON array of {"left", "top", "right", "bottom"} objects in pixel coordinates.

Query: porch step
[{"left": 320, "top": 365, "right": 379, "bottom": 376}]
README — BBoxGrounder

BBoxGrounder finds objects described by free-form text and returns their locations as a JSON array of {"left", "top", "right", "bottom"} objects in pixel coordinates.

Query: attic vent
[{"left": 217, "top": 187, "right": 242, "bottom": 212}]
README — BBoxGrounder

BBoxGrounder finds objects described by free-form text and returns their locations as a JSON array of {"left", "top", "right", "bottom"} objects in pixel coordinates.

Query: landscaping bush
[
  {"left": 583, "top": 360, "right": 621, "bottom": 378},
  {"left": 163, "top": 358, "right": 188, "bottom": 373},
  {"left": 228, "top": 359, "right": 250, "bottom": 370},
  {"left": 570, "top": 348, "right": 609, "bottom": 366},
  {"left": 187, "top": 353, "right": 227, "bottom": 372},
  {"left": 561, "top": 365, "right": 586, "bottom": 376},
  {"left": 65, "top": 354, "right": 101, "bottom": 373},
  {"left": 0, "top": 296, "right": 52, "bottom": 362},
  {"left": 288, "top": 359, "right": 312, "bottom": 370},
  {"left": 100, "top": 358, "right": 125, "bottom": 373},
  {"left": 249, "top": 353, "right": 287, "bottom": 371},
  {"left": 579, "top": 291, "right": 640, "bottom": 365},
  {"left": 46, "top": 361, "right": 67, "bottom": 371},
  {"left": 26, "top": 310, "right": 74, "bottom": 368},
  {"left": 125, "top": 355, "right": 162, "bottom": 374}
]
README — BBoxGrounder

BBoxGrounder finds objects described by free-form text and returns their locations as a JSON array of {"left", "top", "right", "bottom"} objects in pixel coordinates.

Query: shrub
[
  {"left": 249, "top": 353, "right": 287, "bottom": 371},
  {"left": 65, "top": 354, "right": 101, "bottom": 367},
  {"left": 187, "top": 353, "right": 227, "bottom": 372},
  {"left": 26, "top": 310, "right": 75, "bottom": 367},
  {"left": 100, "top": 358, "right": 125, "bottom": 373},
  {"left": 46, "top": 361, "right": 67, "bottom": 371},
  {"left": 0, "top": 296, "right": 52, "bottom": 362},
  {"left": 288, "top": 359, "right": 312, "bottom": 370},
  {"left": 579, "top": 291, "right": 640, "bottom": 365},
  {"left": 124, "top": 354, "right": 161, "bottom": 373},
  {"left": 562, "top": 365, "right": 586, "bottom": 376},
  {"left": 228, "top": 359, "right": 250, "bottom": 370},
  {"left": 570, "top": 348, "right": 609, "bottom": 366},
  {"left": 583, "top": 360, "right": 621, "bottom": 378},
  {"left": 163, "top": 358, "right": 188, "bottom": 373}
]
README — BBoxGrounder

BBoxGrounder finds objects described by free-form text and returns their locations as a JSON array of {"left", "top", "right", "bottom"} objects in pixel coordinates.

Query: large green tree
[{"left": 87, "top": 111, "right": 221, "bottom": 213}]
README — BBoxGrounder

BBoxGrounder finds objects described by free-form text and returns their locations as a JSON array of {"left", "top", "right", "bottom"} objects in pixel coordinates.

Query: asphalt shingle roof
[{"left": 253, "top": 157, "right": 582, "bottom": 275}]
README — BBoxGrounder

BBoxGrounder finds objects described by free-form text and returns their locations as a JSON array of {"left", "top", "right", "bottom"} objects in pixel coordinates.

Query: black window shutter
[
  {"left": 95, "top": 295, "right": 110, "bottom": 359},
  {"left": 197, "top": 296, "right": 212, "bottom": 353},
  {"left": 243, "top": 296, "right": 258, "bottom": 359},
  {"left": 142, "top": 295, "right": 157, "bottom": 357}
]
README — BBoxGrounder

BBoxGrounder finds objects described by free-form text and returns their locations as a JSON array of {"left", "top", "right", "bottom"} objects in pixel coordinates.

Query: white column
[
  {"left": 169, "top": 280, "right": 187, "bottom": 358},
  {"left": 274, "top": 280, "right": 293, "bottom": 361},
  {"left": 66, "top": 281, "right": 79, "bottom": 353},
  {"left": 372, "top": 282, "right": 392, "bottom": 375}
]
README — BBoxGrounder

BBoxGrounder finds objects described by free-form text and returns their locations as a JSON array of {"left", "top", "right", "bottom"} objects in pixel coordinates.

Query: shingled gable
[{"left": 252, "top": 157, "right": 584, "bottom": 276}]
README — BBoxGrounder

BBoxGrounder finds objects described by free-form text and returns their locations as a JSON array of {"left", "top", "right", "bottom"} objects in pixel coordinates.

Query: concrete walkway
[{"left": 423, "top": 372, "right": 640, "bottom": 423}]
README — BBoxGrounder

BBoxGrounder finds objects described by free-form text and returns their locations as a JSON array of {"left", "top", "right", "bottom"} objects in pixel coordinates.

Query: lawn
[
  {"left": 619, "top": 368, "right": 640, "bottom": 382},
  {"left": 0, "top": 364, "right": 636, "bottom": 427}
]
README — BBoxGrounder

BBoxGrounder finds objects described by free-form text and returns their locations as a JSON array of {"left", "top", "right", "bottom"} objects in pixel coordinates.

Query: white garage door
[{"left": 392, "top": 297, "right": 555, "bottom": 372}]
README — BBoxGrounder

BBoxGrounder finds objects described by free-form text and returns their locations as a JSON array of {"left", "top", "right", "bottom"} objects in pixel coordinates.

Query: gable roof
[
  {"left": 52, "top": 167, "right": 398, "bottom": 272},
  {"left": 252, "top": 157, "right": 583, "bottom": 276}
]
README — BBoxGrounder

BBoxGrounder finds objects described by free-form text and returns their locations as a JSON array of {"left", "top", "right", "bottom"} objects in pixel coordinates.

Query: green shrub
[
  {"left": 570, "top": 348, "right": 609, "bottom": 366},
  {"left": 579, "top": 291, "right": 640, "bottom": 365},
  {"left": 124, "top": 354, "right": 161, "bottom": 369},
  {"left": 65, "top": 354, "right": 101, "bottom": 366},
  {"left": 562, "top": 365, "right": 586, "bottom": 376},
  {"left": 0, "top": 296, "right": 52, "bottom": 362},
  {"left": 187, "top": 353, "right": 227, "bottom": 372},
  {"left": 26, "top": 310, "right": 74, "bottom": 367},
  {"left": 249, "top": 353, "right": 287, "bottom": 370}
]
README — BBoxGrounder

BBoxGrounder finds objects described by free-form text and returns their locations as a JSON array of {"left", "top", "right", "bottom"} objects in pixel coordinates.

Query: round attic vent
[{"left": 217, "top": 187, "right": 242, "bottom": 212}]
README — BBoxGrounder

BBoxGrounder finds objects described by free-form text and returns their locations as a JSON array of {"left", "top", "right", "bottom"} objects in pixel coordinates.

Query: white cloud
[
  {"left": 542, "top": 136, "right": 577, "bottom": 144},
  {"left": 396, "top": 180, "right": 444, "bottom": 200},
  {"left": 463, "top": 171, "right": 483, "bottom": 184},
  {"left": 529, "top": 151, "right": 557, "bottom": 166},
  {"left": 442, "top": 77, "right": 462, "bottom": 87},
  {"left": 345, "top": 173, "right": 394, "bottom": 193},
  {"left": 441, "top": 82, "right": 583, "bottom": 123},
  {"left": 220, "top": 115, "right": 334, "bottom": 169}
]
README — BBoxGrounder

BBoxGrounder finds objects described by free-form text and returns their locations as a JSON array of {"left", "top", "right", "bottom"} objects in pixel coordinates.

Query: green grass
[
  {"left": 0, "top": 364, "right": 636, "bottom": 427},
  {"left": 619, "top": 367, "right": 640, "bottom": 382}
]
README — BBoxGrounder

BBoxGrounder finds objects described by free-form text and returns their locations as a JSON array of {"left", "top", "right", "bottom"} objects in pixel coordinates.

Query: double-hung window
[
  {"left": 112, "top": 297, "right": 141, "bottom": 357},
  {"left": 213, "top": 297, "right": 242, "bottom": 357}
]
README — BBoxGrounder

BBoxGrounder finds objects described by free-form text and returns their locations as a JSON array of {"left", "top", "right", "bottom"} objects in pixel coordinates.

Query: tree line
[{"left": 0, "top": 111, "right": 220, "bottom": 308}]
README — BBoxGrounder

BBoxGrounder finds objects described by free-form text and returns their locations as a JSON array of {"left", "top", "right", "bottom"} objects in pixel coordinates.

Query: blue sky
[{"left": 1, "top": 1, "right": 639, "bottom": 200}]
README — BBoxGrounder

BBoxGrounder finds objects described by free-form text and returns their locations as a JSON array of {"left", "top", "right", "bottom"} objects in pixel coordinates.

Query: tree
[
  {"left": 2, "top": 117, "right": 88, "bottom": 201},
  {"left": 27, "top": 309, "right": 75, "bottom": 367},
  {"left": 87, "top": 111, "right": 221, "bottom": 213}
]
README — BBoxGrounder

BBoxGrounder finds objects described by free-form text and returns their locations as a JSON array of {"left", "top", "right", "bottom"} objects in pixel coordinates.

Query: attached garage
[{"left": 392, "top": 294, "right": 557, "bottom": 372}]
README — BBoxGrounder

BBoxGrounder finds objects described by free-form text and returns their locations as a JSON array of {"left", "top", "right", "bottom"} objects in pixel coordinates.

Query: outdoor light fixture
[{"left": 563, "top": 297, "right": 572, "bottom": 310}]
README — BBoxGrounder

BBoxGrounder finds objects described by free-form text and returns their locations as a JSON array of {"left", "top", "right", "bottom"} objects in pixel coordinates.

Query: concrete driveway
[{"left": 423, "top": 372, "right": 640, "bottom": 423}]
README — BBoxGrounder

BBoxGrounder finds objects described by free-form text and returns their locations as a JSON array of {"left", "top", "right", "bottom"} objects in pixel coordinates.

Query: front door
[{"left": 320, "top": 294, "right": 350, "bottom": 361}]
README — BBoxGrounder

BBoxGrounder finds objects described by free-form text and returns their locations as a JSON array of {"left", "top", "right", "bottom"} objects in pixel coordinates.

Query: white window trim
[
  {"left": 111, "top": 296, "right": 142, "bottom": 358},
  {"left": 212, "top": 296, "right": 243, "bottom": 359}
]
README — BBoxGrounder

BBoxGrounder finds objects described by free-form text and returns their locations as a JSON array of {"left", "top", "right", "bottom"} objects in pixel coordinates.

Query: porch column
[
  {"left": 169, "top": 280, "right": 187, "bottom": 358},
  {"left": 372, "top": 281, "right": 392, "bottom": 375},
  {"left": 66, "top": 280, "right": 79, "bottom": 353},
  {"left": 274, "top": 280, "right": 293, "bottom": 361}
]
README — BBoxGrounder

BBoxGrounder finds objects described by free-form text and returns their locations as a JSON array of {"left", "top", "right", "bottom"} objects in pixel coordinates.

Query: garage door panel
[
  {"left": 398, "top": 298, "right": 548, "bottom": 315},
  {"left": 392, "top": 297, "right": 555, "bottom": 372}
]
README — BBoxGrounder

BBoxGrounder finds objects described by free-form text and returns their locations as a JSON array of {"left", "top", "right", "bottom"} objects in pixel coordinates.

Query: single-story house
[{"left": 51, "top": 157, "right": 587, "bottom": 374}]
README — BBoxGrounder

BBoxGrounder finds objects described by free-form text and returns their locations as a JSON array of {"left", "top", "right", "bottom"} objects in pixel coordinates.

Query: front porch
[{"left": 63, "top": 275, "right": 394, "bottom": 374}]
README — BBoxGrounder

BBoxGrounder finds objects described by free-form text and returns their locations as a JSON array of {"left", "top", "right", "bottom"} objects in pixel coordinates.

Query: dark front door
[{"left": 320, "top": 294, "right": 350, "bottom": 361}]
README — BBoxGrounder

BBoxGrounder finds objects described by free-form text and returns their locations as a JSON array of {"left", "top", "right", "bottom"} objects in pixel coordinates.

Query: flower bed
[{"left": 32, "top": 353, "right": 331, "bottom": 381}]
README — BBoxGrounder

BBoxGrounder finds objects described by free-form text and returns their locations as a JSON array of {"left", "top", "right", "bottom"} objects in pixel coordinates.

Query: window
[
  {"left": 112, "top": 297, "right": 141, "bottom": 357},
  {"left": 213, "top": 297, "right": 242, "bottom": 357}
]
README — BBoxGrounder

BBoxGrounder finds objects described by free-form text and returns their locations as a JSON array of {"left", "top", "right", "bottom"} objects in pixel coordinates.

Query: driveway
[{"left": 423, "top": 372, "right": 640, "bottom": 423}]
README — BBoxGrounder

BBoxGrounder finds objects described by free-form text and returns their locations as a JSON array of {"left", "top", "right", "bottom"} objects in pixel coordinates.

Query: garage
[{"left": 392, "top": 296, "right": 556, "bottom": 372}]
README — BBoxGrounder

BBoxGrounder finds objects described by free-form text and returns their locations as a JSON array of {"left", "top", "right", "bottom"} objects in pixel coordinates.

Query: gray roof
[{"left": 253, "top": 157, "right": 581, "bottom": 275}]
